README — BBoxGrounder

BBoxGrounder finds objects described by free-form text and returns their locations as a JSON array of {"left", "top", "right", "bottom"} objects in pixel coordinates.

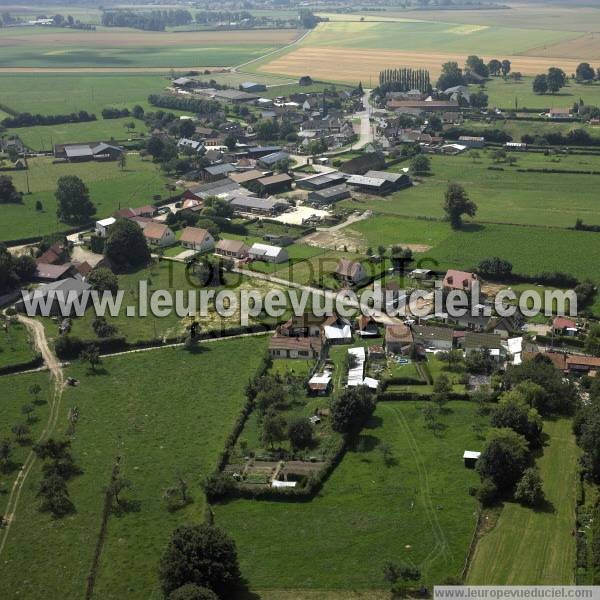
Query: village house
[
  {"left": 179, "top": 227, "right": 215, "bottom": 253},
  {"left": 248, "top": 243, "right": 288, "bottom": 263},
  {"left": 463, "top": 332, "right": 503, "bottom": 358},
  {"left": 16, "top": 278, "right": 91, "bottom": 316},
  {"left": 215, "top": 239, "right": 249, "bottom": 260},
  {"left": 334, "top": 259, "right": 368, "bottom": 286},
  {"left": 34, "top": 262, "right": 76, "bottom": 283},
  {"left": 443, "top": 269, "right": 479, "bottom": 292},
  {"left": 566, "top": 355, "right": 600, "bottom": 376},
  {"left": 458, "top": 136, "right": 485, "bottom": 148},
  {"left": 356, "top": 315, "right": 379, "bottom": 337},
  {"left": 552, "top": 316, "right": 578, "bottom": 336},
  {"left": 385, "top": 323, "right": 414, "bottom": 354},
  {"left": 268, "top": 334, "right": 323, "bottom": 360},
  {"left": 547, "top": 107, "right": 571, "bottom": 120},
  {"left": 143, "top": 223, "right": 176, "bottom": 248},
  {"left": 114, "top": 205, "right": 156, "bottom": 219}
]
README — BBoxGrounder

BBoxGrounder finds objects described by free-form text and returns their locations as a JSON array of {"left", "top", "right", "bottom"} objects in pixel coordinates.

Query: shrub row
[
  {"left": 0, "top": 354, "right": 43, "bottom": 376},
  {"left": 379, "top": 391, "right": 470, "bottom": 401},
  {"left": 534, "top": 334, "right": 585, "bottom": 349},
  {"left": 2, "top": 111, "right": 96, "bottom": 128},
  {"left": 382, "top": 376, "right": 426, "bottom": 386},
  {"left": 516, "top": 168, "right": 600, "bottom": 176}
]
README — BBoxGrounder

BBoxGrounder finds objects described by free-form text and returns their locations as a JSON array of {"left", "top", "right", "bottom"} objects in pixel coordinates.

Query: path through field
[{"left": 0, "top": 315, "right": 64, "bottom": 558}]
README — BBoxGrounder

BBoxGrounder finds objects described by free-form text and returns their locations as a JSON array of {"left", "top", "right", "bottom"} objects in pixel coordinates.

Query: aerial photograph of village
[{"left": 0, "top": 0, "right": 600, "bottom": 598}]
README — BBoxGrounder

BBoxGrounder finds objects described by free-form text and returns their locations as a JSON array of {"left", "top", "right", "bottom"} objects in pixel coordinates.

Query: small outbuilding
[{"left": 463, "top": 450, "right": 481, "bottom": 469}]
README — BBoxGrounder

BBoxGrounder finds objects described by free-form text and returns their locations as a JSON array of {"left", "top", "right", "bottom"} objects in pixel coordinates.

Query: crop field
[
  {"left": 339, "top": 152, "right": 600, "bottom": 228},
  {"left": 215, "top": 400, "right": 485, "bottom": 590},
  {"left": 0, "top": 320, "right": 36, "bottom": 368},
  {"left": 0, "top": 154, "right": 167, "bottom": 241},
  {"left": 0, "top": 72, "right": 169, "bottom": 115},
  {"left": 0, "top": 337, "right": 268, "bottom": 599},
  {"left": 8, "top": 117, "right": 147, "bottom": 151},
  {"left": 468, "top": 419, "right": 578, "bottom": 584},
  {"left": 0, "top": 28, "right": 300, "bottom": 69},
  {"left": 0, "top": 370, "right": 52, "bottom": 516},
  {"left": 457, "top": 118, "right": 600, "bottom": 141}
]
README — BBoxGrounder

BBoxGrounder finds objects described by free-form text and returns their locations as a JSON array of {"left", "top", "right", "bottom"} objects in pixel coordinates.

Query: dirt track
[{"left": 0, "top": 316, "right": 64, "bottom": 558}]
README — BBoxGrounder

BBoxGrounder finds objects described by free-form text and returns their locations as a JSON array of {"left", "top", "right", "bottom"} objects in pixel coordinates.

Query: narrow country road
[{"left": 0, "top": 316, "right": 64, "bottom": 558}]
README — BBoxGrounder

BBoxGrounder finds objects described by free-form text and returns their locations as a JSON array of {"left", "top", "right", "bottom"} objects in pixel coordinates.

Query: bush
[
  {"left": 476, "top": 478, "right": 498, "bottom": 506},
  {"left": 514, "top": 467, "right": 545, "bottom": 506}
]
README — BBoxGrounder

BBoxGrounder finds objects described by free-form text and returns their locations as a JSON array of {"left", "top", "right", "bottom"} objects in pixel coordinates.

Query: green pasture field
[
  {"left": 304, "top": 21, "right": 576, "bottom": 56},
  {"left": 339, "top": 152, "right": 600, "bottom": 228},
  {"left": 423, "top": 222, "right": 600, "bottom": 283},
  {"left": 8, "top": 117, "right": 147, "bottom": 151},
  {"left": 0, "top": 320, "right": 37, "bottom": 368},
  {"left": 456, "top": 118, "right": 600, "bottom": 143},
  {"left": 259, "top": 80, "right": 353, "bottom": 98},
  {"left": 0, "top": 337, "right": 268, "bottom": 600},
  {"left": 0, "top": 154, "right": 167, "bottom": 241},
  {"left": 0, "top": 371, "right": 52, "bottom": 516},
  {"left": 215, "top": 400, "right": 486, "bottom": 589},
  {"left": 1, "top": 6, "right": 103, "bottom": 24},
  {"left": 483, "top": 78, "right": 600, "bottom": 111},
  {"left": 467, "top": 418, "right": 578, "bottom": 584},
  {"left": 0, "top": 73, "right": 168, "bottom": 115}
]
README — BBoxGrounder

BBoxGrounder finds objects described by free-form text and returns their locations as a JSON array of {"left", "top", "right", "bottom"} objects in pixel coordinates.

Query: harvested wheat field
[
  {"left": 259, "top": 47, "right": 588, "bottom": 83},
  {"left": 524, "top": 32, "right": 600, "bottom": 61}
]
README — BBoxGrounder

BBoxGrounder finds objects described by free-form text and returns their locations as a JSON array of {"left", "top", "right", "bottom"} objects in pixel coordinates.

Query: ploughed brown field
[{"left": 259, "top": 47, "right": 590, "bottom": 83}]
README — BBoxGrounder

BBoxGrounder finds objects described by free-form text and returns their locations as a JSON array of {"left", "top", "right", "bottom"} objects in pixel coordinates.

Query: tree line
[
  {"left": 377, "top": 68, "right": 432, "bottom": 94},
  {"left": 147, "top": 94, "right": 220, "bottom": 118},
  {"left": 2, "top": 110, "right": 96, "bottom": 128},
  {"left": 101, "top": 9, "right": 193, "bottom": 31}
]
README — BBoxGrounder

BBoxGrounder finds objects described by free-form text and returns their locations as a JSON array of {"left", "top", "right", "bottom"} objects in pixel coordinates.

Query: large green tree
[
  {"left": 104, "top": 219, "right": 150, "bottom": 272},
  {"left": 158, "top": 523, "right": 240, "bottom": 597},
  {"left": 330, "top": 386, "right": 375, "bottom": 433},
  {"left": 0, "top": 175, "right": 22, "bottom": 204},
  {"left": 443, "top": 182, "right": 477, "bottom": 229},
  {"left": 55, "top": 175, "right": 96, "bottom": 224}
]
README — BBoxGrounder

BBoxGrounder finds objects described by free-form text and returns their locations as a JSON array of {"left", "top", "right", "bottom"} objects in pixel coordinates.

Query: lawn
[
  {"left": 215, "top": 400, "right": 486, "bottom": 590},
  {"left": 0, "top": 319, "right": 37, "bottom": 368},
  {"left": 0, "top": 154, "right": 167, "bottom": 241},
  {"left": 340, "top": 152, "right": 600, "bottom": 228},
  {"left": 0, "top": 72, "right": 168, "bottom": 116},
  {"left": 0, "top": 336, "right": 268, "bottom": 600},
  {"left": 0, "top": 371, "right": 52, "bottom": 516},
  {"left": 8, "top": 117, "right": 147, "bottom": 151},
  {"left": 467, "top": 418, "right": 578, "bottom": 584}
]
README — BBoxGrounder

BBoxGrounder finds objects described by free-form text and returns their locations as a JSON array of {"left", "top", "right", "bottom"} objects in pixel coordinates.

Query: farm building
[
  {"left": 95, "top": 217, "right": 116, "bottom": 238},
  {"left": 566, "top": 355, "right": 600, "bottom": 376},
  {"left": 256, "top": 173, "right": 293, "bottom": 195},
  {"left": 180, "top": 227, "right": 215, "bottom": 253},
  {"left": 356, "top": 315, "right": 379, "bottom": 337},
  {"left": 183, "top": 180, "right": 242, "bottom": 201},
  {"left": 341, "top": 151, "right": 386, "bottom": 175},
  {"left": 412, "top": 325, "right": 453, "bottom": 351},
  {"left": 215, "top": 239, "right": 249, "bottom": 260},
  {"left": 248, "top": 243, "right": 288, "bottom": 263},
  {"left": 347, "top": 174, "right": 395, "bottom": 196},
  {"left": 228, "top": 169, "right": 267, "bottom": 187},
  {"left": 34, "top": 263, "right": 75, "bottom": 283},
  {"left": 295, "top": 171, "right": 347, "bottom": 191},
  {"left": 114, "top": 205, "right": 156, "bottom": 219},
  {"left": 201, "top": 163, "right": 236, "bottom": 182},
  {"left": 246, "top": 145, "right": 281, "bottom": 158},
  {"left": 334, "top": 259, "right": 368, "bottom": 286},
  {"left": 458, "top": 136, "right": 485, "bottom": 148},
  {"left": 229, "top": 195, "right": 288, "bottom": 216},
  {"left": 385, "top": 323, "right": 413, "bottom": 354},
  {"left": 308, "top": 372, "right": 332, "bottom": 396},
  {"left": 54, "top": 142, "right": 122, "bottom": 162},
  {"left": 308, "top": 184, "right": 351, "bottom": 205},
  {"left": 16, "top": 277, "right": 91, "bottom": 316},
  {"left": 463, "top": 451, "right": 481, "bottom": 469},
  {"left": 257, "top": 151, "right": 290, "bottom": 169},
  {"left": 387, "top": 99, "right": 460, "bottom": 112},
  {"left": 143, "top": 223, "right": 176, "bottom": 247},
  {"left": 364, "top": 170, "right": 411, "bottom": 191},
  {"left": 552, "top": 316, "right": 578, "bottom": 336},
  {"left": 240, "top": 82, "right": 267, "bottom": 93}
]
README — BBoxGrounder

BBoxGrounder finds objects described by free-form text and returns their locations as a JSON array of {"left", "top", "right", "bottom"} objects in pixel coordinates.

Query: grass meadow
[
  {"left": 0, "top": 72, "right": 169, "bottom": 115},
  {"left": 339, "top": 152, "right": 600, "bottom": 228},
  {"left": 8, "top": 117, "right": 147, "bottom": 151},
  {"left": 0, "top": 337, "right": 268, "bottom": 600},
  {"left": 0, "top": 320, "right": 36, "bottom": 368},
  {"left": 0, "top": 371, "right": 53, "bottom": 516},
  {"left": 0, "top": 154, "right": 167, "bottom": 241},
  {"left": 215, "top": 400, "right": 486, "bottom": 590},
  {"left": 468, "top": 419, "right": 578, "bottom": 584}
]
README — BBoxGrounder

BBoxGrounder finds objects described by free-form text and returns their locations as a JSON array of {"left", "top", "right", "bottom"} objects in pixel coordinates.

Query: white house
[
  {"left": 179, "top": 227, "right": 215, "bottom": 253},
  {"left": 95, "top": 217, "right": 116, "bottom": 238},
  {"left": 248, "top": 243, "right": 288, "bottom": 263}
]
